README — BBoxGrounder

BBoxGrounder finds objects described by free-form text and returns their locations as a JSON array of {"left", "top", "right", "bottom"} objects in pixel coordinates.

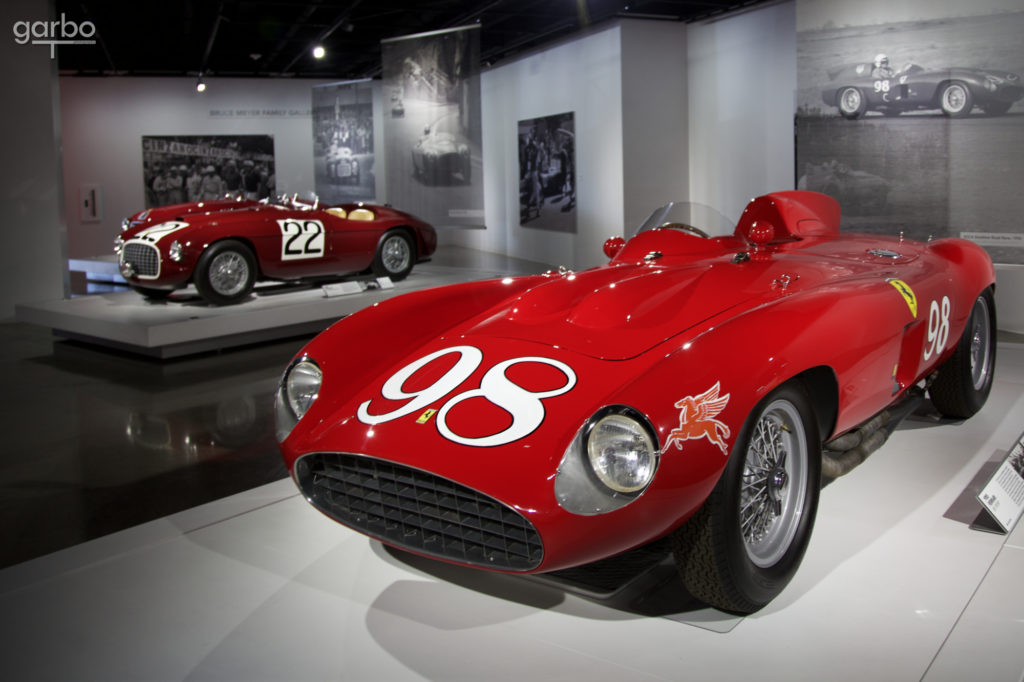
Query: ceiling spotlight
[
  {"left": 312, "top": 45, "right": 325, "bottom": 59},
  {"left": 196, "top": 75, "right": 206, "bottom": 92}
]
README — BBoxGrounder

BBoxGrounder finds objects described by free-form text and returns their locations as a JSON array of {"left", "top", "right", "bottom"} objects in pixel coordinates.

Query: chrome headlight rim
[
  {"left": 275, "top": 356, "right": 322, "bottom": 442},
  {"left": 583, "top": 406, "right": 659, "bottom": 495},
  {"left": 554, "top": 404, "right": 660, "bottom": 516}
]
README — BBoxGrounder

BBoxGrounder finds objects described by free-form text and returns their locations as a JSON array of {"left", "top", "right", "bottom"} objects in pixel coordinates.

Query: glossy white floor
[{"left": 1, "top": 344, "right": 1022, "bottom": 681}]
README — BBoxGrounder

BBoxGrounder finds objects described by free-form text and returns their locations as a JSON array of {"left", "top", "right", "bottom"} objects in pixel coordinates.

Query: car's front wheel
[
  {"left": 194, "top": 239, "right": 257, "bottom": 305},
  {"left": 672, "top": 381, "right": 821, "bottom": 614},
  {"left": 930, "top": 288, "right": 996, "bottom": 418},
  {"left": 939, "top": 81, "right": 974, "bottom": 117},
  {"left": 371, "top": 231, "right": 414, "bottom": 281},
  {"left": 837, "top": 87, "right": 867, "bottom": 119}
]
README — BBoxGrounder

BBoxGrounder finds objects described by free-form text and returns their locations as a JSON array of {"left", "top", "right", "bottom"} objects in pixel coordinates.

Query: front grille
[
  {"left": 296, "top": 453, "right": 543, "bottom": 571},
  {"left": 123, "top": 242, "right": 159, "bottom": 277}
]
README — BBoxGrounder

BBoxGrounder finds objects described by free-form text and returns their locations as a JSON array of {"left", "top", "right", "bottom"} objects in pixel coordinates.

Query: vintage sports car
[
  {"left": 115, "top": 195, "right": 436, "bottom": 305},
  {"left": 276, "top": 191, "right": 995, "bottom": 613},
  {"left": 325, "top": 146, "right": 360, "bottom": 185},
  {"left": 823, "top": 62, "right": 1023, "bottom": 119},
  {"left": 412, "top": 117, "right": 472, "bottom": 185}
]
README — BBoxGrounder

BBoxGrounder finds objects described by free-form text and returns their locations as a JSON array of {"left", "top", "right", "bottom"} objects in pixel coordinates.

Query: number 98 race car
[
  {"left": 276, "top": 190, "right": 995, "bottom": 613},
  {"left": 114, "top": 195, "right": 436, "bottom": 305}
]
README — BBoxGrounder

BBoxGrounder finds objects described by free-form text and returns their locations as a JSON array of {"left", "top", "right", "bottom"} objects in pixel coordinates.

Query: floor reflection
[{"left": 0, "top": 323, "right": 304, "bottom": 568}]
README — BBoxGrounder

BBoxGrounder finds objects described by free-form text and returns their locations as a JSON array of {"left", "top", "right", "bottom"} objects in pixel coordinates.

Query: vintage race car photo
[
  {"left": 275, "top": 190, "right": 996, "bottom": 614},
  {"left": 412, "top": 116, "right": 472, "bottom": 185},
  {"left": 822, "top": 59, "right": 1023, "bottom": 119},
  {"left": 115, "top": 195, "right": 437, "bottom": 305}
]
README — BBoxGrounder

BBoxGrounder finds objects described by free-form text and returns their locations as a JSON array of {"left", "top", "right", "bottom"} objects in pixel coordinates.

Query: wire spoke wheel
[
  {"left": 739, "top": 399, "right": 808, "bottom": 568},
  {"left": 968, "top": 295, "right": 992, "bottom": 391},
  {"left": 672, "top": 381, "right": 820, "bottom": 614},
  {"left": 382, "top": 235, "right": 411, "bottom": 274},
  {"left": 372, "top": 231, "right": 415, "bottom": 281},
  {"left": 209, "top": 251, "right": 250, "bottom": 296}
]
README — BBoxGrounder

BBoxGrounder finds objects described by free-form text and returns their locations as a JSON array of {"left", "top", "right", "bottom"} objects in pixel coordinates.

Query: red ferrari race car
[
  {"left": 115, "top": 195, "right": 436, "bottom": 305},
  {"left": 276, "top": 190, "right": 996, "bottom": 613}
]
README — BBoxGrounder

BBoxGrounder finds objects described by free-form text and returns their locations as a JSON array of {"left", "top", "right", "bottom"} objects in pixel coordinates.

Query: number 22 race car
[
  {"left": 276, "top": 190, "right": 996, "bottom": 613},
  {"left": 115, "top": 195, "right": 436, "bottom": 305}
]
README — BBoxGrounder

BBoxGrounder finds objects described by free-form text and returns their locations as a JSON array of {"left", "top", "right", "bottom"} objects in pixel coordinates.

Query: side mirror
[{"left": 603, "top": 236, "right": 626, "bottom": 259}]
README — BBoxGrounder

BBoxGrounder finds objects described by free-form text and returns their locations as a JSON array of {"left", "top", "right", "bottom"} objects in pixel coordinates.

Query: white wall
[
  {"left": 444, "top": 24, "right": 625, "bottom": 271},
  {"left": 686, "top": 0, "right": 798, "bottom": 222},
  {"left": 0, "top": 0, "right": 67, "bottom": 318},
  {"left": 59, "top": 77, "right": 334, "bottom": 259},
  {"left": 621, "top": 20, "right": 689, "bottom": 231}
]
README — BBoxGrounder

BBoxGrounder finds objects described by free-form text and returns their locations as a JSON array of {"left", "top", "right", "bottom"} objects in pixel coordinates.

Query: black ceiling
[{"left": 55, "top": 0, "right": 771, "bottom": 79}]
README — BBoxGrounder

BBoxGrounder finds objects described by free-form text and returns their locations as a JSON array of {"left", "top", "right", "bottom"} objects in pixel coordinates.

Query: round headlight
[
  {"left": 586, "top": 412, "right": 658, "bottom": 494},
  {"left": 113, "top": 235, "right": 124, "bottom": 255},
  {"left": 169, "top": 240, "right": 184, "bottom": 262},
  {"left": 286, "top": 360, "right": 322, "bottom": 420}
]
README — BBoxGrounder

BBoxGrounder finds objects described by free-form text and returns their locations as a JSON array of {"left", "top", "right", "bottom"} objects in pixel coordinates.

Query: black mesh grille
[
  {"left": 296, "top": 453, "right": 543, "bottom": 571},
  {"left": 123, "top": 242, "right": 159, "bottom": 277}
]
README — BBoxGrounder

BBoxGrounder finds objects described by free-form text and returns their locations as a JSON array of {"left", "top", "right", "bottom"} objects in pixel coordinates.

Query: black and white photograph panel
[
  {"left": 518, "top": 111, "right": 576, "bottom": 233},
  {"left": 312, "top": 80, "right": 375, "bottom": 204},
  {"left": 795, "top": 0, "right": 1024, "bottom": 265},
  {"left": 140, "top": 135, "right": 276, "bottom": 209},
  {"left": 381, "top": 25, "right": 484, "bottom": 228}
]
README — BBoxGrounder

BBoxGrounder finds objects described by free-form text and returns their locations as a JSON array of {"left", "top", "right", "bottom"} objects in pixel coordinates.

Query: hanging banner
[
  {"left": 382, "top": 25, "right": 484, "bottom": 227},
  {"left": 312, "top": 79, "right": 375, "bottom": 204},
  {"left": 795, "top": 1, "right": 1024, "bottom": 265}
]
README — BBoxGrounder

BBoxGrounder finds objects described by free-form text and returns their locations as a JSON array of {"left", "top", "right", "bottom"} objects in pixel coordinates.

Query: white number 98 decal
[
  {"left": 357, "top": 346, "right": 577, "bottom": 447},
  {"left": 923, "top": 296, "right": 951, "bottom": 361}
]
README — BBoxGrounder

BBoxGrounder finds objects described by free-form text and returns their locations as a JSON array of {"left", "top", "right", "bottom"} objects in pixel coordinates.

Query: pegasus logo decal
[{"left": 663, "top": 382, "right": 731, "bottom": 455}]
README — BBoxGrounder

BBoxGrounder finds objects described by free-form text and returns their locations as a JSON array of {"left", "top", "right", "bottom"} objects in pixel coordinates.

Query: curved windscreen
[{"left": 635, "top": 201, "right": 735, "bottom": 237}]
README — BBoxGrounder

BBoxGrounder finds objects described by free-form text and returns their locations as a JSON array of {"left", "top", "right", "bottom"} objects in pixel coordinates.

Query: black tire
[
  {"left": 129, "top": 285, "right": 173, "bottom": 301},
  {"left": 939, "top": 81, "right": 974, "bottom": 118},
  {"left": 371, "top": 231, "right": 415, "bottom": 281},
  {"left": 672, "top": 382, "right": 821, "bottom": 614},
  {"left": 837, "top": 87, "right": 867, "bottom": 119},
  {"left": 930, "top": 289, "right": 996, "bottom": 419},
  {"left": 193, "top": 239, "right": 257, "bottom": 305}
]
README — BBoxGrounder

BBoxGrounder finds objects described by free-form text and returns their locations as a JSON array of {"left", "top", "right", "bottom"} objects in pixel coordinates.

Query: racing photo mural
[
  {"left": 140, "top": 135, "right": 276, "bottom": 209},
  {"left": 381, "top": 25, "right": 484, "bottom": 228},
  {"left": 796, "top": 0, "right": 1024, "bottom": 264},
  {"left": 312, "top": 79, "right": 375, "bottom": 204}
]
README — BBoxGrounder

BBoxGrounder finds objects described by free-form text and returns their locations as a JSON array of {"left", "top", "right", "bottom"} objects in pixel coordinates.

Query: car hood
[{"left": 450, "top": 258, "right": 785, "bottom": 361}]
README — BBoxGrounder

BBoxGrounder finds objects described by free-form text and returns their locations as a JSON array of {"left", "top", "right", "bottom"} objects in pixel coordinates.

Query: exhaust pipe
[{"left": 822, "top": 387, "right": 925, "bottom": 480}]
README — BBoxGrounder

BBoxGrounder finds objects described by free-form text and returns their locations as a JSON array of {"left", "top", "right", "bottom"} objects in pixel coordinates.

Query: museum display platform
[
  {"left": 18, "top": 251, "right": 547, "bottom": 358},
  {"left": 0, "top": 343, "right": 1021, "bottom": 680}
]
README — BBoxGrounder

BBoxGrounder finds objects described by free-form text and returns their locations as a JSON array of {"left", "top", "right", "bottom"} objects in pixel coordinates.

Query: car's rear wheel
[
  {"left": 939, "top": 81, "right": 973, "bottom": 117},
  {"left": 672, "top": 382, "right": 821, "bottom": 614},
  {"left": 194, "top": 239, "right": 257, "bottom": 305},
  {"left": 371, "top": 231, "right": 414, "bottom": 281},
  {"left": 837, "top": 87, "right": 866, "bottom": 119},
  {"left": 930, "top": 288, "right": 996, "bottom": 418}
]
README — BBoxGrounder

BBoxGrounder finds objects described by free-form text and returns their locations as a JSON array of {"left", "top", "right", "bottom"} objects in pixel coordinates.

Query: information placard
[{"left": 976, "top": 430, "right": 1024, "bottom": 534}]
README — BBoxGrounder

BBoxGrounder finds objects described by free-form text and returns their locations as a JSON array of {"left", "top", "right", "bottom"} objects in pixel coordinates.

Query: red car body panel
[
  {"left": 117, "top": 198, "right": 437, "bottom": 292},
  {"left": 277, "top": 191, "right": 995, "bottom": 574}
]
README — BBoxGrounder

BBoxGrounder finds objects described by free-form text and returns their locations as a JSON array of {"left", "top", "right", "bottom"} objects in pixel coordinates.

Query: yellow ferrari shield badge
[{"left": 888, "top": 279, "right": 917, "bottom": 318}]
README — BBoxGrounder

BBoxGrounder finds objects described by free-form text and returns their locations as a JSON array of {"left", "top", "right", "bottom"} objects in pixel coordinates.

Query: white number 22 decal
[
  {"left": 357, "top": 346, "right": 577, "bottom": 447},
  {"left": 279, "top": 219, "right": 325, "bottom": 260},
  {"left": 923, "top": 296, "right": 951, "bottom": 361}
]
